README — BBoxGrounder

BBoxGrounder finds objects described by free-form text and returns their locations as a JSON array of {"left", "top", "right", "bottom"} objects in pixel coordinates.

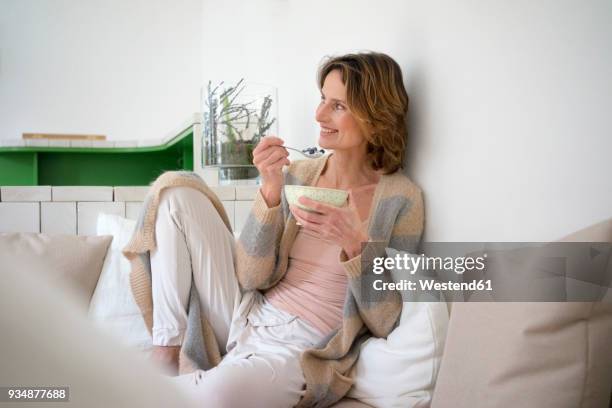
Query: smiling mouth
[{"left": 320, "top": 127, "right": 338, "bottom": 134}]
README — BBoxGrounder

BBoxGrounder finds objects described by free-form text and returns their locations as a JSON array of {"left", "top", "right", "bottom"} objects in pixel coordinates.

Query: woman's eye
[{"left": 334, "top": 103, "right": 345, "bottom": 111}]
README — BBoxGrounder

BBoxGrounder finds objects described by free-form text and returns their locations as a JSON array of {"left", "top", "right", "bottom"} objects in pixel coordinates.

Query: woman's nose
[{"left": 315, "top": 102, "right": 329, "bottom": 122}]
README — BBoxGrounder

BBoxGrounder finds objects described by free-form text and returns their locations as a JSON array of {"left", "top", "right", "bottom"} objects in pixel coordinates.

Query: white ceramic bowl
[{"left": 284, "top": 185, "right": 349, "bottom": 212}]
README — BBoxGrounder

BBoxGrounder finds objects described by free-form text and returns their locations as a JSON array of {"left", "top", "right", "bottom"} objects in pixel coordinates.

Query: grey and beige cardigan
[{"left": 123, "top": 154, "right": 424, "bottom": 407}]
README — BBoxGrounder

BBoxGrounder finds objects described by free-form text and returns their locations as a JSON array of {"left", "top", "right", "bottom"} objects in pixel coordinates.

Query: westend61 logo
[{"left": 372, "top": 253, "right": 487, "bottom": 275}]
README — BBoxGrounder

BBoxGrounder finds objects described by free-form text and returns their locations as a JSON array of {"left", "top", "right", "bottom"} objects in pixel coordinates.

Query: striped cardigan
[{"left": 236, "top": 155, "right": 424, "bottom": 407}]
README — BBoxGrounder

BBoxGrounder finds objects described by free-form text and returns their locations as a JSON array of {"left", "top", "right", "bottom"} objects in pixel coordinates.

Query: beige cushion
[
  {"left": 0, "top": 254, "right": 197, "bottom": 408},
  {"left": 0, "top": 232, "right": 112, "bottom": 307},
  {"left": 431, "top": 218, "right": 612, "bottom": 408}
]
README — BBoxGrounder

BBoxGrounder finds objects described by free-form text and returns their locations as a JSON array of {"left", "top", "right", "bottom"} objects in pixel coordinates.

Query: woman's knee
[{"left": 156, "top": 186, "right": 218, "bottom": 220}]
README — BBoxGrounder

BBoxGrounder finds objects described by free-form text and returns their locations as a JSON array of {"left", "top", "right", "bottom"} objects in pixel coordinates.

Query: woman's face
[{"left": 316, "top": 69, "right": 367, "bottom": 151}]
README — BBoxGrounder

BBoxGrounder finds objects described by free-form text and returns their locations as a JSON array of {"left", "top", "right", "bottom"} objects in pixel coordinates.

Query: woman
[{"left": 143, "top": 51, "right": 424, "bottom": 407}]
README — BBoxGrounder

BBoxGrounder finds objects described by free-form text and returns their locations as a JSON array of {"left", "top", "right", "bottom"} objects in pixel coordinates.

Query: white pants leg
[
  {"left": 149, "top": 186, "right": 324, "bottom": 407},
  {"left": 150, "top": 186, "right": 240, "bottom": 350},
  {"left": 172, "top": 291, "right": 324, "bottom": 408}
]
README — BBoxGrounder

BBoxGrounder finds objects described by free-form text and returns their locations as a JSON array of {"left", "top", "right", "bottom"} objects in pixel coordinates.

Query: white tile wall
[
  {"left": 234, "top": 200, "right": 254, "bottom": 235},
  {"left": 212, "top": 186, "right": 236, "bottom": 201},
  {"left": 235, "top": 186, "right": 259, "bottom": 201},
  {"left": 53, "top": 186, "right": 113, "bottom": 202},
  {"left": 41, "top": 202, "right": 76, "bottom": 234},
  {"left": 125, "top": 202, "right": 143, "bottom": 221},
  {"left": 114, "top": 187, "right": 149, "bottom": 202},
  {"left": 221, "top": 201, "right": 235, "bottom": 230},
  {"left": 1, "top": 186, "right": 51, "bottom": 202},
  {"left": 0, "top": 185, "right": 258, "bottom": 236},
  {"left": 0, "top": 202, "right": 40, "bottom": 233},
  {"left": 198, "top": 167, "right": 219, "bottom": 186},
  {"left": 77, "top": 202, "right": 125, "bottom": 235}
]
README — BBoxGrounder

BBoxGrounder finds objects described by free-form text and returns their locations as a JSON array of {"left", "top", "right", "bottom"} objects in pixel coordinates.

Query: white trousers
[{"left": 149, "top": 187, "right": 323, "bottom": 408}]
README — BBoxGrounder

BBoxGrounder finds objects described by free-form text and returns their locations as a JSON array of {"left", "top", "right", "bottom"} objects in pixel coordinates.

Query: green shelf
[{"left": 0, "top": 126, "right": 195, "bottom": 186}]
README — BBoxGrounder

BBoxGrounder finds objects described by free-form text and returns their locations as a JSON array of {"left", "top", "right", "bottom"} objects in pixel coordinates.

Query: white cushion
[
  {"left": 88, "top": 213, "right": 152, "bottom": 353},
  {"left": 347, "top": 248, "right": 449, "bottom": 408}
]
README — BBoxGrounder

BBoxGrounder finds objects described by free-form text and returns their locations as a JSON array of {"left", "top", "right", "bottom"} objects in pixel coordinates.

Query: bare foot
[{"left": 150, "top": 345, "right": 181, "bottom": 376}]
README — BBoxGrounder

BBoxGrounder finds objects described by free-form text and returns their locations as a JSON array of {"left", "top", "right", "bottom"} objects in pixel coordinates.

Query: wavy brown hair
[{"left": 318, "top": 52, "right": 409, "bottom": 174}]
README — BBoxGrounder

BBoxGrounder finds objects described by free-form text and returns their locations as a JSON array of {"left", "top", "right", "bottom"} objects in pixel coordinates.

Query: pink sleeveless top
[{"left": 265, "top": 184, "right": 377, "bottom": 336}]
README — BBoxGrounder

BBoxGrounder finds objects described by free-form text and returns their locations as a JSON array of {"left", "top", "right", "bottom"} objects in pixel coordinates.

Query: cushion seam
[{"left": 578, "top": 302, "right": 595, "bottom": 408}]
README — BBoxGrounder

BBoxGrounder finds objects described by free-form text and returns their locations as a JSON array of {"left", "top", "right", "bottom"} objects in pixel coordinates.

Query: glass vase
[{"left": 201, "top": 79, "right": 278, "bottom": 185}]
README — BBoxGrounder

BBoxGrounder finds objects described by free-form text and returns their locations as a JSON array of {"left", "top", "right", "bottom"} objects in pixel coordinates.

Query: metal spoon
[{"left": 284, "top": 146, "right": 326, "bottom": 159}]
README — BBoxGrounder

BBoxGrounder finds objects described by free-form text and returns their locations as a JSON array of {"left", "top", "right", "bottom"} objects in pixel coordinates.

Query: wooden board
[{"left": 22, "top": 133, "right": 107, "bottom": 141}]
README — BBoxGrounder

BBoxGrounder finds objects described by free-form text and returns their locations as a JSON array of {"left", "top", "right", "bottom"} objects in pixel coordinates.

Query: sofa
[{"left": 1, "top": 201, "right": 611, "bottom": 407}]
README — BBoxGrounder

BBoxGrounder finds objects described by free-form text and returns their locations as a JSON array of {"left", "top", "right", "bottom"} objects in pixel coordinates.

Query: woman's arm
[
  {"left": 235, "top": 136, "right": 290, "bottom": 291},
  {"left": 234, "top": 187, "right": 286, "bottom": 291}
]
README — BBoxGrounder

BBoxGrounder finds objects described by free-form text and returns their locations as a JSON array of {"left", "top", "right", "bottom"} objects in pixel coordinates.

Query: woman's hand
[
  {"left": 253, "top": 136, "right": 290, "bottom": 207},
  {"left": 290, "top": 196, "right": 368, "bottom": 259}
]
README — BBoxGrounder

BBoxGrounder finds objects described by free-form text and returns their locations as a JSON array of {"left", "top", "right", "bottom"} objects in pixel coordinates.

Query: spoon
[{"left": 284, "top": 146, "right": 326, "bottom": 159}]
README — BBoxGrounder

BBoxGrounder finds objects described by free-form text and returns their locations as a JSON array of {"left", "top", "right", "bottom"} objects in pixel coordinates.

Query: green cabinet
[{"left": 0, "top": 127, "right": 194, "bottom": 186}]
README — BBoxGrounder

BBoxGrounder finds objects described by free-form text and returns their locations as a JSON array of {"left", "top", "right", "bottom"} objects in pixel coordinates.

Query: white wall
[
  {"left": 1, "top": 0, "right": 610, "bottom": 242},
  {"left": 201, "top": 0, "right": 612, "bottom": 242},
  {"left": 0, "top": 0, "right": 202, "bottom": 141}
]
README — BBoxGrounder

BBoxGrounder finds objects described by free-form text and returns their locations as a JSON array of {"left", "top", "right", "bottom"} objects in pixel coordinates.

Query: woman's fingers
[
  {"left": 293, "top": 211, "right": 340, "bottom": 240},
  {"left": 253, "top": 135, "right": 284, "bottom": 155},
  {"left": 256, "top": 148, "right": 289, "bottom": 170},
  {"left": 290, "top": 205, "right": 325, "bottom": 224},
  {"left": 267, "top": 157, "right": 290, "bottom": 171},
  {"left": 253, "top": 145, "right": 288, "bottom": 166},
  {"left": 292, "top": 211, "right": 320, "bottom": 232},
  {"left": 297, "top": 197, "right": 336, "bottom": 215}
]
